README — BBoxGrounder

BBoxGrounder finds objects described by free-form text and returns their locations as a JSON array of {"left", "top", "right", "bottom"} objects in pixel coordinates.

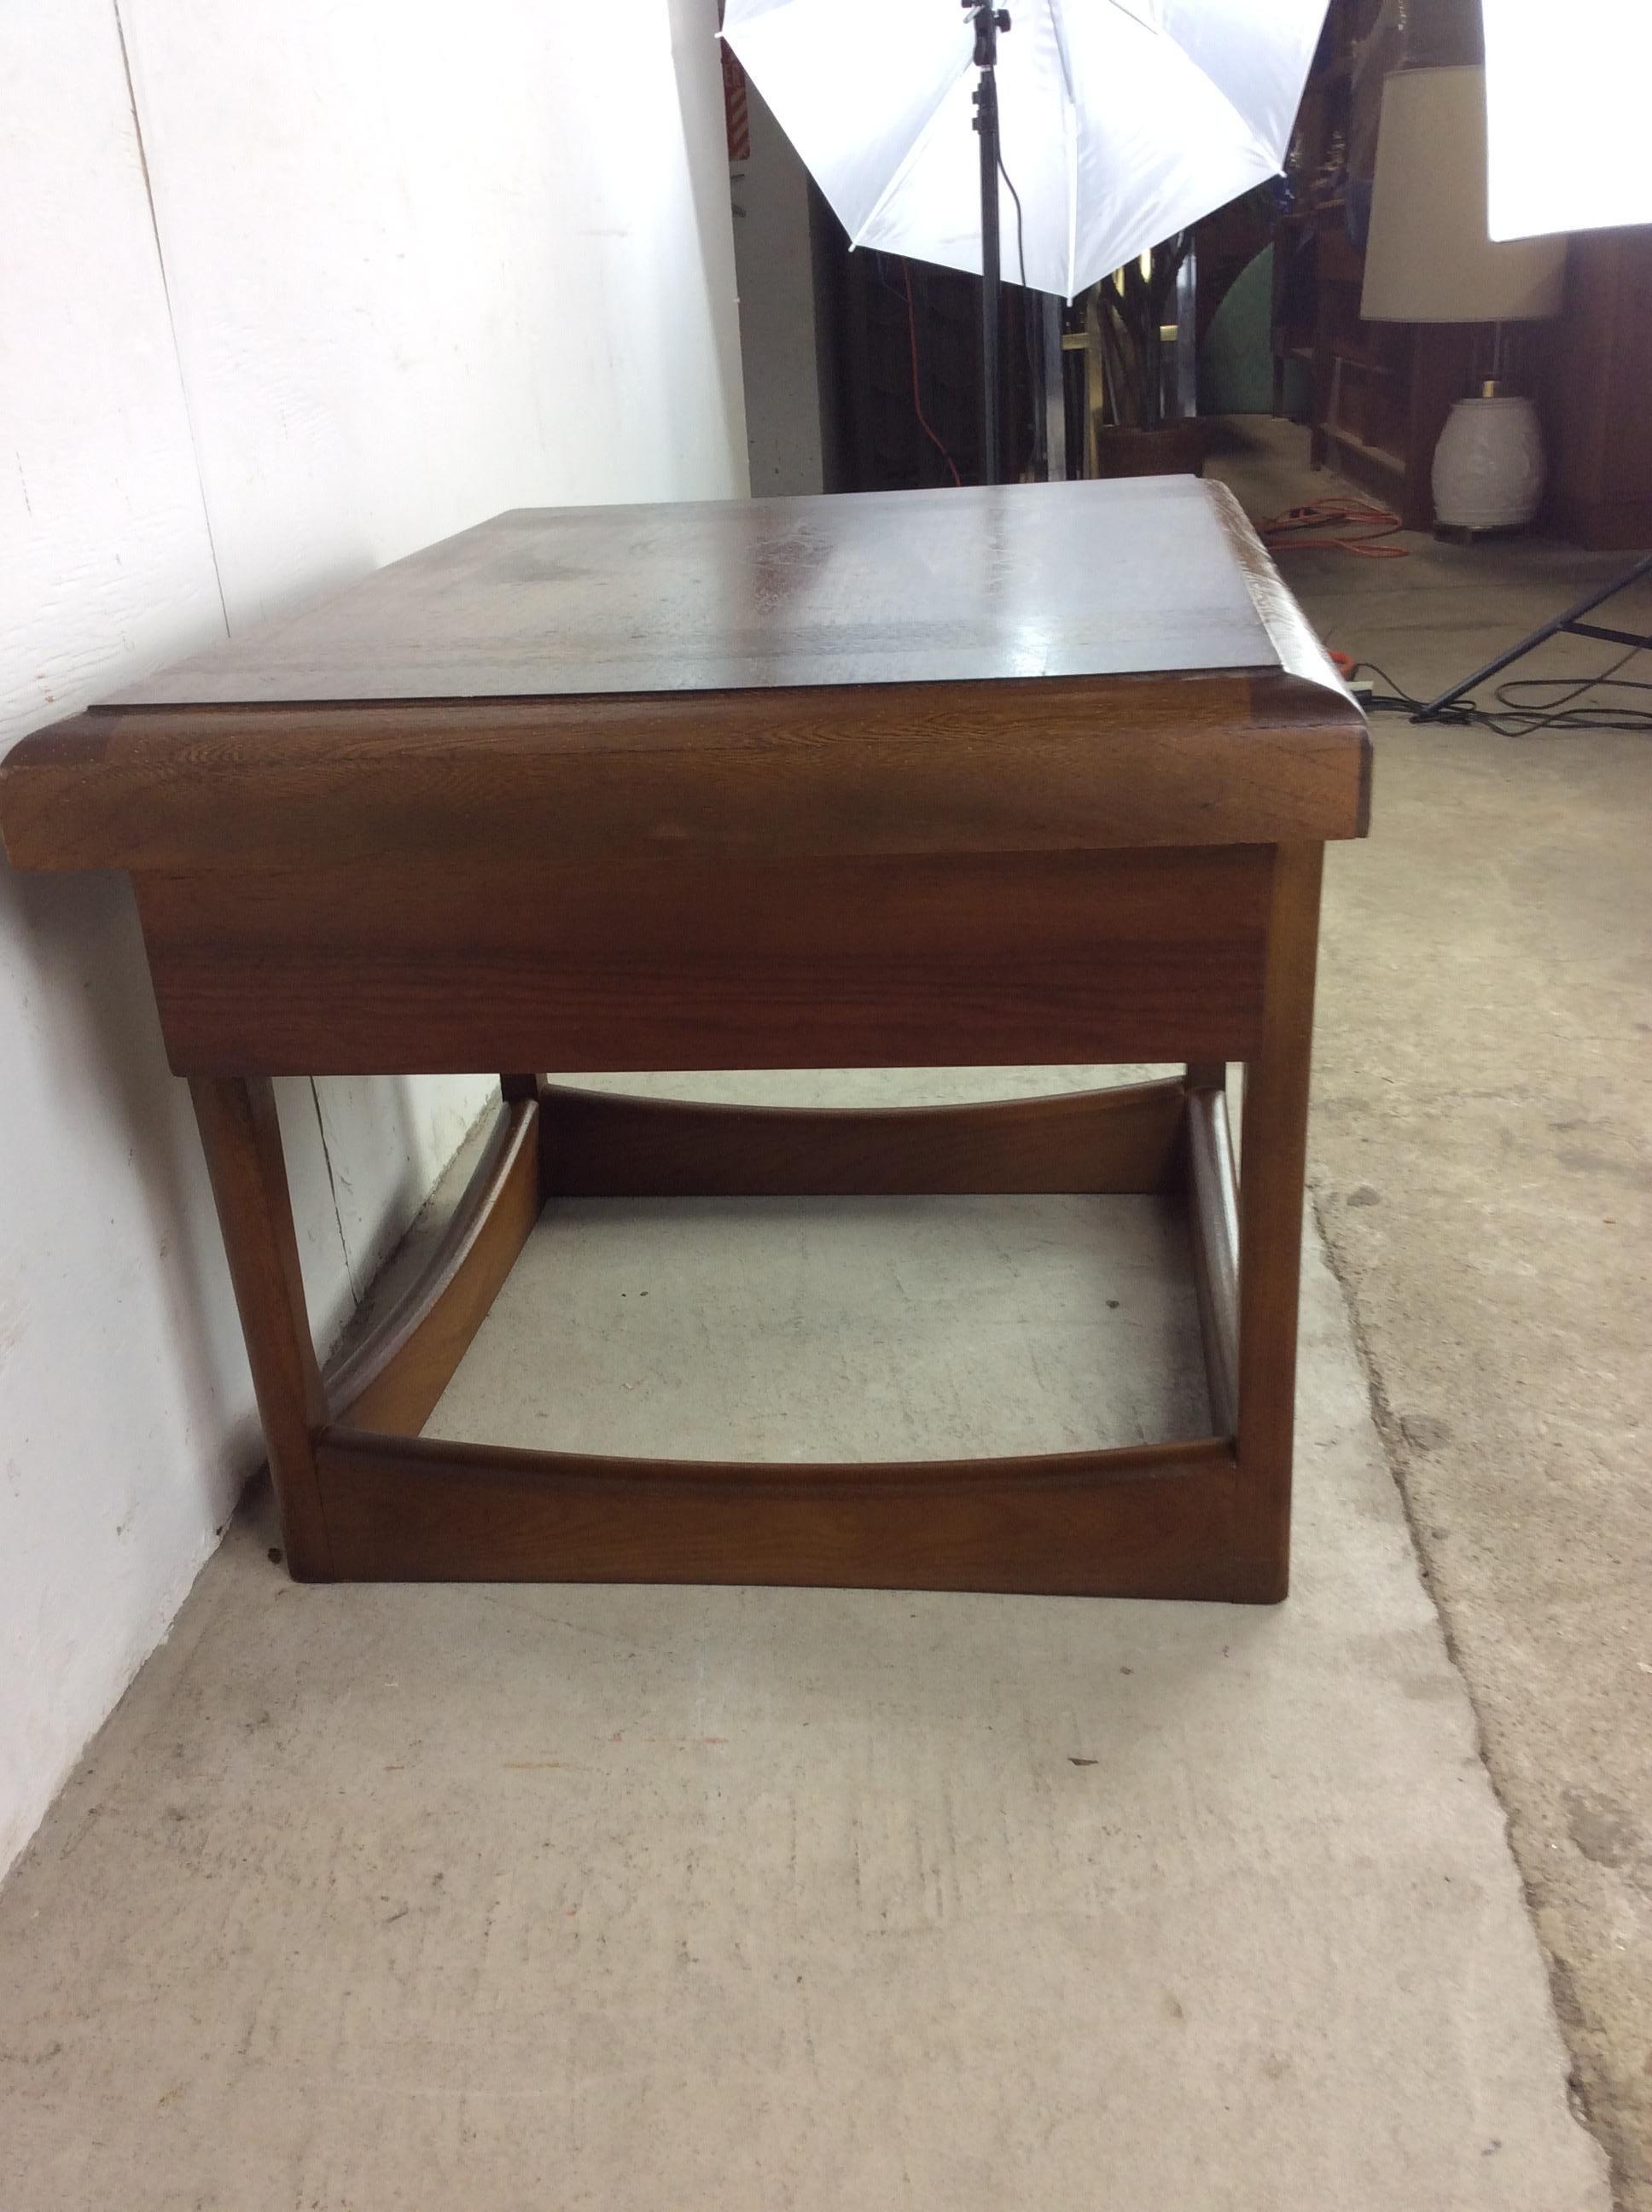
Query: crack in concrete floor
[{"left": 1211, "top": 419, "right": 1652, "bottom": 2210}]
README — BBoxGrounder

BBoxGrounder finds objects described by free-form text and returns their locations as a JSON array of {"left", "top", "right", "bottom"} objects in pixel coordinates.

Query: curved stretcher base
[
  {"left": 247, "top": 1074, "right": 1259, "bottom": 1598},
  {"left": 191, "top": 932, "right": 1310, "bottom": 1605}
]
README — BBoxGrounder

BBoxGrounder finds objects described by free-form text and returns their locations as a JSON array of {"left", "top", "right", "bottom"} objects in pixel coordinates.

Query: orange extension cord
[{"left": 1260, "top": 496, "right": 1407, "bottom": 558}]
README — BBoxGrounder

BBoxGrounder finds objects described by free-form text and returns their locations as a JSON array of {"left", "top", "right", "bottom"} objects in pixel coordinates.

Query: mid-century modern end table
[{"left": 0, "top": 477, "right": 1368, "bottom": 1601}]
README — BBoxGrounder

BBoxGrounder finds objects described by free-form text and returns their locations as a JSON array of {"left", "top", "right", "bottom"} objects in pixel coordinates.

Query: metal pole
[
  {"left": 1415, "top": 549, "right": 1652, "bottom": 720},
  {"left": 1041, "top": 294, "right": 1066, "bottom": 480},
  {"left": 971, "top": 5, "right": 1009, "bottom": 486}
]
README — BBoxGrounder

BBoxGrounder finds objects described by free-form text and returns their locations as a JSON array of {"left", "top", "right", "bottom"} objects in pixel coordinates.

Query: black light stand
[
  {"left": 1414, "top": 550, "right": 1652, "bottom": 722},
  {"left": 969, "top": 2, "right": 1010, "bottom": 486}
]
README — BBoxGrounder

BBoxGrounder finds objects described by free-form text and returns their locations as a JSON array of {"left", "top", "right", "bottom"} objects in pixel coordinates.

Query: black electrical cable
[
  {"left": 998, "top": 149, "right": 1027, "bottom": 291},
  {"left": 1353, "top": 649, "right": 1652, "bottom": 737}
]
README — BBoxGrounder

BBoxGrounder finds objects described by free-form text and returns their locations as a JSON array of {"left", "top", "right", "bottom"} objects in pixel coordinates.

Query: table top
[
  {"left": 0, "top": 479, "right": 1370, "bottom": 873},
  {"left": 108, "top": 476, "right": 1274, "bottom": 706}
]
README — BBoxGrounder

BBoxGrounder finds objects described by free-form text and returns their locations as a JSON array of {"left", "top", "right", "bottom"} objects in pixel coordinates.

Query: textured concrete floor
[
  {"left": 1211, "top": 420, "right": 1652, "bottom": 2210},
  {"left": 0, "top": 1101, "right": 1613, "bottom": 2206},
  {"left": 2, "top": 433, "right": 1643, "bottom": 2208}
]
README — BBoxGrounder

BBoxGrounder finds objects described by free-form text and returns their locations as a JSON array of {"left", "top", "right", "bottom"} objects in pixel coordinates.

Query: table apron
[{"left": 134, "top": 844, "right": 1275, "bottom": 1076}]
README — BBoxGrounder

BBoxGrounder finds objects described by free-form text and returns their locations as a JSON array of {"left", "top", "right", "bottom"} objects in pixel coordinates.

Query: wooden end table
[{"left": 0, "top": 477, "right": 1369, "bottom": 1601}]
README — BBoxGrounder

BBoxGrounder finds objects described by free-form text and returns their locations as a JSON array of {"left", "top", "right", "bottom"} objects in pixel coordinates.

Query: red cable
[
  {"left": 901, "top": 260, "right": 963, "bottom": 489},
  {"left": 1260, "top": 497, "right": 1406, "bottom": 558}
]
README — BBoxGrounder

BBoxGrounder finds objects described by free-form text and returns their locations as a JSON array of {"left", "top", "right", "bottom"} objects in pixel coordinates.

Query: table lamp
[{"left": 1360, "top": 65, "right": 1567, "bottom": 533}]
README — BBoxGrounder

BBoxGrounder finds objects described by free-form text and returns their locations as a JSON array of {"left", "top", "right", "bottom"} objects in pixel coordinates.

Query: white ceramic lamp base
[{"left": 1431, "top": 394, "right": 1546, "bottom": 533}]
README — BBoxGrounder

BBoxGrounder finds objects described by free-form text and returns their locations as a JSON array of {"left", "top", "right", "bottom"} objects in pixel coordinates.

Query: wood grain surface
[
  {"left": 323, "top": 1093, "right": 541, "bottom": 1435},
  {"left": 189, "top": 1076, "right": 332, "bottom": 1577},
  {"left": 1187, "top": 1074, "right": 1241, "bottom": 1437},
  {"left": 314, "top": 1429, "right": 1265, "bottom": 1599},
  {"left": 104, "top": 478, "right": 1275, "bottom": 705},
  {"left": 1233, "top": 844, "right": 1323, "bottom": 1599},
  {"left": 537, "top": 1078, "right": 1188, "bottom": 1196},
  {"left": 0, "top": 479, "right": 1356, "bottom": 1602},
  {"left": 0, "top": 482, "right": 1369, "bottom": 875},
  {"left": 0, "top": 671, "right": 1368, "bottom": 871},
  {"left": 135, "top": 845, "right": 1274, "bottom": 1075}
]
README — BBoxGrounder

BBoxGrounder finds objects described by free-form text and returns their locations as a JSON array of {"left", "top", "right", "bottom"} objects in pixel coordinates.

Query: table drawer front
[{"left": 137, "top": 846, "right": 1275, "bottom": 1075}]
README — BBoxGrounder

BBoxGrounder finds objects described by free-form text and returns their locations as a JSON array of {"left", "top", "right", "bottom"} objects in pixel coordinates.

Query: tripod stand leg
[{"left": 1415, "top": 550, "right": 1652, "bottom": 720}]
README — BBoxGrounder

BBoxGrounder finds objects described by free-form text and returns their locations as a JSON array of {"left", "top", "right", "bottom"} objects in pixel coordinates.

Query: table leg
[
  {"left": 1235, "top": 843, "right": 1323, "bottom": 1599},
  {"left": 184, "top": 848, "right": 1324, "bottom": 1603},
  {"left": 190, "top": 1076, "right": 332, "bottom": 1579}
]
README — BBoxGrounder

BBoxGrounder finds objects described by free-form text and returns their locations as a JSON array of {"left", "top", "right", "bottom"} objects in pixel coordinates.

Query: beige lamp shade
[{"left": 1361, "top": 66, "right": 1567, "bottom": 323}]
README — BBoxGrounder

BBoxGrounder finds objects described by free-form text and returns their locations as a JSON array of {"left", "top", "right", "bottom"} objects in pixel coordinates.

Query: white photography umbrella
[{"left": 723, "top": 0, "right": 1329, "bottom": 477}]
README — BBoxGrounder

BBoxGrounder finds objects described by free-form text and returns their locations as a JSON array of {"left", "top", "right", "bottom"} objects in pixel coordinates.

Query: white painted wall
[
  {"left": 0, "top": 0, "right": 747, "bottom": 1878},
  {"left": 730, "top": 82, "right": 830, "bottom": 495}
]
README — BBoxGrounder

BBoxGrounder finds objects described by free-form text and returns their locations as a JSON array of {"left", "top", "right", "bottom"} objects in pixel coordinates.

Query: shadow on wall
[
  {"left": 0, "top": 818, "right": 493, "bottom": 1879},
  {"left": 2, "top": 864, "right": 253, "bottom": 1493},
  {"left": 1, "top": 853, "right": 485, "bottom": 1522},
  {"left": 296, "top": 1067, "right": 495, "bottom": 1330}
]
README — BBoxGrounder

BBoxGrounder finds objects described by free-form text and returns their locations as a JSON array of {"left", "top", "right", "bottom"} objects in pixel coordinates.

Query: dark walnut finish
[
  {"left": 536, "top": 1079, "right": 1188, "bottom": 1200},
  {"left": 132, "top": 845, "right": 1274, "bottom": 1075},
  {"left": 0, "top": 476, "right": 1369, "bottom": 1600}
]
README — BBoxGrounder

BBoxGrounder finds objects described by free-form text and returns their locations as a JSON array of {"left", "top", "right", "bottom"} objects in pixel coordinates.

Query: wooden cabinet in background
[
  {"left": 1296, "top": 201, "right": 1480, "bottom": 531},
  {"left": 1545, "top": 229, "right": 1652, "bottom": 551}
]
